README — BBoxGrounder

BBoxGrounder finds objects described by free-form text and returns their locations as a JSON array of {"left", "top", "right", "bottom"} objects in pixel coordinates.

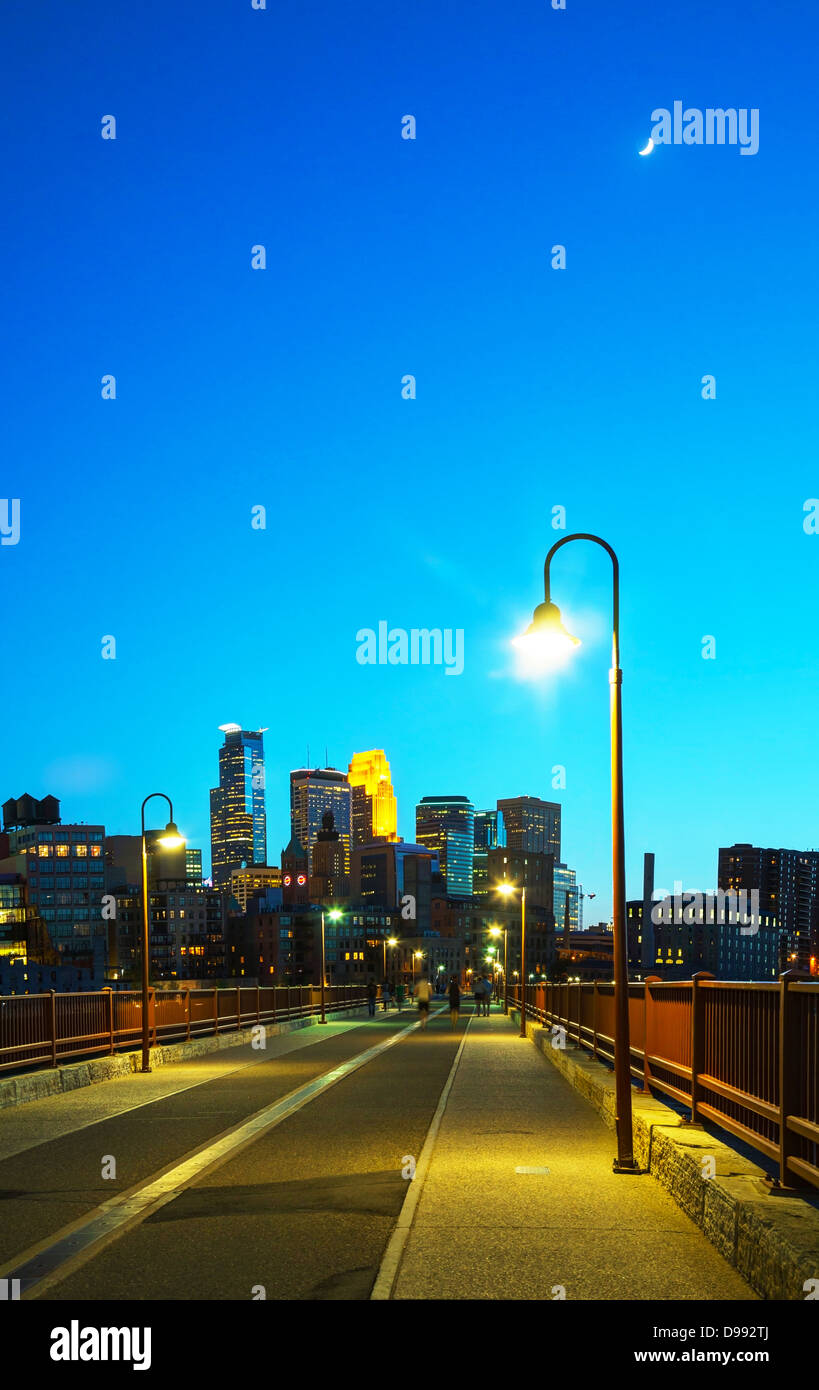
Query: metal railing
[
  {"left": 509, "top": 971, "right": 819, "bottom": 1191},
  {"left": 0, "top": 984, "right": 367, "bottom": 1076}
]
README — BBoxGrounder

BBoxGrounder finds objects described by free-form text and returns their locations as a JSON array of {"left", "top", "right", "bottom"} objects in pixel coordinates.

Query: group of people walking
[
  {"left": 366, "top": 978, "right": 407, "bottom": 1014},
  {"left": 365, "top": 973, "right": 496, "bottom": 1029}
]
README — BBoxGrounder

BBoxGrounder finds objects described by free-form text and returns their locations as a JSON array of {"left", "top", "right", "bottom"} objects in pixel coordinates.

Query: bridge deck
[{"left": 0, "top": 1003, "right": 755, "bottom": 1300}]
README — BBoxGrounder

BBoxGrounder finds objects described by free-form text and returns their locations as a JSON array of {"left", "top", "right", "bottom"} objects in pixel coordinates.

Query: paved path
[
  {"left": 390, "top": 1011, "right": 756, "bottom": 1301},
  {"left": 0, "top": 1005, "right": 756, "bottom": 1300}
]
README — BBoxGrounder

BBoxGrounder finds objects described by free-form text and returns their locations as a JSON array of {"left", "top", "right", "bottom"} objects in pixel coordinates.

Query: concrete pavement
[{"left": 389, "top": 1010, "right": 757, "bottom": 1300}]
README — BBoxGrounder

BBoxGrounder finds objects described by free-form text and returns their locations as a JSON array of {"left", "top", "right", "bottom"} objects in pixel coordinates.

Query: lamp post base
[{"left": 612, "top": 1157, "right": 641, "bottom": 1174}]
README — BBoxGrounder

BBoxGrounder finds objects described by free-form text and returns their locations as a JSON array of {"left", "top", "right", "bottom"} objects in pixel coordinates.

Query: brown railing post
[
  {"left": 689, "top": 972, "right": 714, "bottom": 1123},
  {"left": 778, "top": 969, "right": 810, "bottom": 1188},
  {"left": 213, "top": 988, "right": 219, "bottom": 1036},
  {"left": 642, "top": 976, "right": 662, "bottom": 1094},
  {"left": 149, "top": 987, "right": 157, "bottom": 1049},
  {"left": 256, "top": 984, "right": 260, "bottom": 1024},
  {"left": 285, "top": 984, "right": 290, "bottom": 1018},
  {"left": 104, "top": 987, "right": 114, "bottom": 1055},
  {"left": 49, "top": 989, "right": 57, "bottom": 1068},
  {"left": 592, "top": 981, "right": 599, "bottom": 1058},
  {"left": 236, "top": 985, "right": 242, "bottom": 1033},
  {"left": 185, "top": 989, "right": 191, "bottom": 1041}
]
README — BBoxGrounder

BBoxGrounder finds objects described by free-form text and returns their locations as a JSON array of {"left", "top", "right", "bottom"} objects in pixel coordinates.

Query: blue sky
[{"left": 2, "top": 0, "right": 817, "bottom": 919}]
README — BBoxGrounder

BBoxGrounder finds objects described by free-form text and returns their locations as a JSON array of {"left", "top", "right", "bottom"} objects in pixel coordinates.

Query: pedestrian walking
[
  {"left": 381, "top": 980, "right": 391, "bottom": 1012},
  {"left": 414, "top": 975, "right": 433, "bottom": 1030},
  {"left": 448, "top": 976, "right": 460, "bottom": 1030},
  {"left": 483, "top": 975, "right": 493, "bottom": 1016},
  {"left": 366, "top": 979, "right": 377, "bottom": 1017},
  {"left": 473, "top": 977, "right": 484, "bottom": 1015},
  {"left": 395, "top": 981, "right": 405, "bottom": 1011}
]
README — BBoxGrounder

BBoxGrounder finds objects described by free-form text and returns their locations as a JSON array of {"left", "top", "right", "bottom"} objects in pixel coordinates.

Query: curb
[
  {"left": 511, "top": 1008, "right": 819, "bottom": 1301},
  {"left": 0, "top": 1007, "right": 370, "bottom": 1113}
]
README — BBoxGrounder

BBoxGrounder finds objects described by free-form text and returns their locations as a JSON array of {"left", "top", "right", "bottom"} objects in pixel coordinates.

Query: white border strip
[{"left": 370, "top": 1013, "right": 472, "bottom": 1300}]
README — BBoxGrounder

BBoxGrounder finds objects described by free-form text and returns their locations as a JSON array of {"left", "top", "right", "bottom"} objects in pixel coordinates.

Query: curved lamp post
[
  {"left": 140, "top": 793, "right": 184, "bottom": 1073},
  {"left": 513, "top": 532, "right": 637, "bottom": 1172}
]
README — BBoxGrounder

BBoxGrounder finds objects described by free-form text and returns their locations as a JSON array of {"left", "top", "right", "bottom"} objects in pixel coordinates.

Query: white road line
[
  {"left": 3, "top": 1013, "right": 431, "bottom": 1299},
  {"left": 370, "top": 1011, "right": 473, "bottom": 1300}
]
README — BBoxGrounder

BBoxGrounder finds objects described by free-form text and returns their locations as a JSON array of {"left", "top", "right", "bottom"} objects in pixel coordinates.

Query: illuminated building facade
[
  {"left": 415, "top": 796, "right": 474, "bottom": 899},
  {"left": 348, "top": 750, "right": 398, "bottom": 848},
  {"left": 718, "top": 843, "right": 819, "bottom": 972},
  {"left": 497, "top": 796, "right": 561, "bottom": 860},
  {"left": 473, "top": 808, "right": 506, "bottom": 899},
  {"left": 210, "top": 725, "right": 267, "bottom": 890},
  {"left": 554, "top": 863, "right": 582, "bottom": 934},
  {"left": 289, "top": 768, "right": 351, "bottom": 876},
  {"left": 351, "top": 840, "right": 437, "bottom": 931},
  {"left": 0, "top": 796, "right": 108, "bottom": 972},
  {"left": 229, "top": 864, "right": 282, "bottom": 911}
]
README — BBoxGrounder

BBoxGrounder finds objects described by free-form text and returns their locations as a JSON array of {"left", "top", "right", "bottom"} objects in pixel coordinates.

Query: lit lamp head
[
  {"left": 158, "top": 821, "right": 184, "bottom": 849},
  {"left": 494, "top": 882, "right": 516, "bottom": 899},
  {"left": 512, "top": 600, "right": 580, "bottom": 675},
  {"left": 387, "top": 937, "right": 398, "bottom": 947},
  {"left": 327, "top": 909, "right": 343, "bottom": 923}
]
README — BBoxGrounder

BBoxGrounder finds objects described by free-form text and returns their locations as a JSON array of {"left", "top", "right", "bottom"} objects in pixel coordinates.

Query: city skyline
[{"left": 7, "top": 724, "right": 819, "bottom": 927}]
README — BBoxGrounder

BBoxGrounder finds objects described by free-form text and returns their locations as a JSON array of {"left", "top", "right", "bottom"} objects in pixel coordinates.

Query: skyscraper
[
  {"left": 553, "top": 863, "right": 582, "bottom": 934},
  {"left": 473, "top": 808, "right": 506, "bottom": 899},
  {"left": 290, "top": 768, "right": 352, "bottom": 876},
  {"left": 718, "top": 843, "right": 818, "bottom": 971},
  {"left": 415, "top": 796, "right": 474, "bottom": 898},
  {"left": 348, "top": 750, "right": 398, "bottom": 847},
  {"left": 497, "top": 796, "right": 561, "bottom": 860},
  {"left": 210, "top": 725, "right": 267, "bottom": 890}
]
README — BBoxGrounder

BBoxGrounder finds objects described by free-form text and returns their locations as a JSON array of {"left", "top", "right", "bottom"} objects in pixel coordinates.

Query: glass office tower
[
  {"left": 210, "top": 725, "right": 267, "bottom": 889},
  {"left": 415, "top": 795, "right": 474, "bottom": 899},
  {"left": 497, "top": 796, "right": 561, "bottom": 860},
  {"left": 473, "top": 808, "right": 506, "bottom": 899},
  {"left": 290, "top": 768, "right": 352, "bottom": 876}
]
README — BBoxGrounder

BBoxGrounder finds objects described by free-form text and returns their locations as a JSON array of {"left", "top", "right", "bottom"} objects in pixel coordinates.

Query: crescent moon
[{"left": 638, "top": 137, "right": 654, "bottom": 156}]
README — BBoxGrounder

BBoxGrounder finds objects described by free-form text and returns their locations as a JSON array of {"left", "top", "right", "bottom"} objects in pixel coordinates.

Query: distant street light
[
  {"left": 320, "top": 908, "right": 343, "bottom": 1024},
  {"left": 512, "top": 532, "right": 637, "bottom": 1173},
  {"left": 489, "top": 923, "right": 509, "bottom": 1014},
  {"left": 383, "top": 935, "right": 398, "bottom": 978},
  {"left": 140, "top": 794, "right": 184, "bottom": 1074},
  {"left": 495, "top": 882, "right": 526, "bottom": 1037}
]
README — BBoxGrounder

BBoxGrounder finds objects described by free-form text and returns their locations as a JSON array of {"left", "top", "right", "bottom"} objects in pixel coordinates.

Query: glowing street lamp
[
  {"left": 319, "top": 908, "right": 343, "bottom": 1024},
  {"left": 412, "top": 950, "right": 424, "bottom": 984},
  {"left": 489, "top": 923, "right": 509, "bottom": 1014},
  {"left": 383, "top": 935, "right": 398, "bottom": 978},
  {"left": 512, "top": 532, "right": 637, "bottom": 1173},
  {"left": 140, "top": 794, "right": 184, "bottom": 1074},
  {"left": 495, "top": 882, "right": 526, "bottom": 1037}
]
